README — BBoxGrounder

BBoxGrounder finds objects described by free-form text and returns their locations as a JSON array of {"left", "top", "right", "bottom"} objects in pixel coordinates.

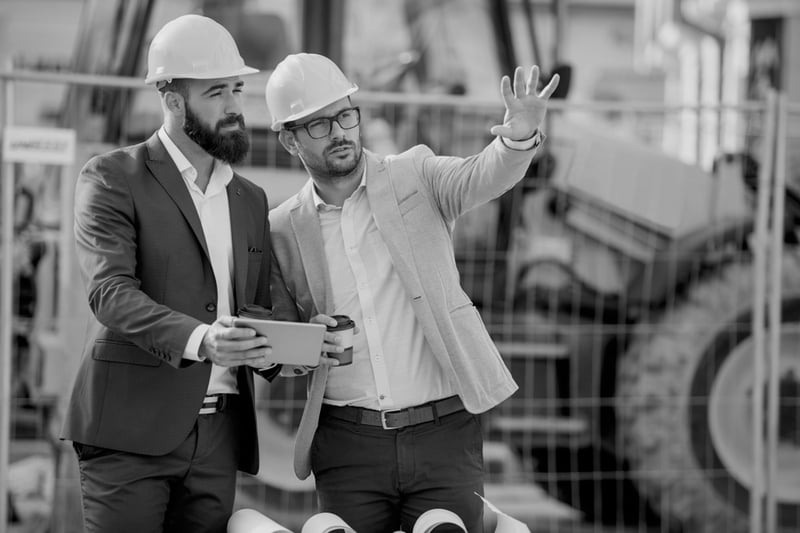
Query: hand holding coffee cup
[{"left": 327, "top": 315, "right": 355, "bottom": 365}]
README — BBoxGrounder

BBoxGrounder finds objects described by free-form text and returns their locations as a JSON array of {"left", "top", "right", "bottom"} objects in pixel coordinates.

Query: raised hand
[{"left": 490, "top": 65, "right": 560, "bottom": 141}]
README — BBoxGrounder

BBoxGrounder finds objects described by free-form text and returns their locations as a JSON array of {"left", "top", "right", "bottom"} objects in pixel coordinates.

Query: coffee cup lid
[
  {"left": 329, "top": 315, "right": 355, "bottom": 330},
  {"left": 238, "top": 304, "right": 273, "bottom": 319}
]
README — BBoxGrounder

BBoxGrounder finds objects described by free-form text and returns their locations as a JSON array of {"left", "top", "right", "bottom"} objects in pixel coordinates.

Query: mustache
[
  {"left": 325, "top": 140, "right": 354, "bottom": 154},
  {"left": 217, "top": 115, "right": 245, "bottom": 130}
]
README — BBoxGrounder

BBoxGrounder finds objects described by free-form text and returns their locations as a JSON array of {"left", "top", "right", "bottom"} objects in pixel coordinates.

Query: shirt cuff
[
  {"left": 501, "top": 129, "right": 545, "bottom": 151},
  {"left": 183, "top": 324, "right": 210, "bottom": 361}
]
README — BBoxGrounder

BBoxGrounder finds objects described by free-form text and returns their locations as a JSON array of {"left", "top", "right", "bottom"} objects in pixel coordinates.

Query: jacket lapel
[
  {"left": 365, "top": 153, "right": 424, "bottom": 298},
  {"left": 228, "top": 175, "right": 248, "bottom": 311},
  {"left": 291, "top": 181, "right": 331, "bottom": 314},
  {"left": 145, "top": 134, "right": 210, "bottom": 260}
]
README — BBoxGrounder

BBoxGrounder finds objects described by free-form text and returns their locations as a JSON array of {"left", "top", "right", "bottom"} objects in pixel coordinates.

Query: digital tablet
[{"left": 234, "top": 318, "right": 326, "bottom": 366}]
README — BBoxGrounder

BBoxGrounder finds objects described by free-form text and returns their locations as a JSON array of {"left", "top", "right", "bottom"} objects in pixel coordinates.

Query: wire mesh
[{"left": 2, "top": 72, "right": 798, "bottom": 533}]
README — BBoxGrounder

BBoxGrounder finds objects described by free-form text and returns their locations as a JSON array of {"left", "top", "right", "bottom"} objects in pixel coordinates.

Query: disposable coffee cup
[
  {"left": 327, "top": 315, "right": 355, "bottom": 365},
  {"left": 237, "top": 304, "right": 273, "bottom": 319}
]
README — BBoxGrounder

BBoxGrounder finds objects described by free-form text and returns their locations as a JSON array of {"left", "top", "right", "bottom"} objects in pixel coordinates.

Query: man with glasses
[{"left": 265, "top": 52, "right": 559, "bottom": 532}]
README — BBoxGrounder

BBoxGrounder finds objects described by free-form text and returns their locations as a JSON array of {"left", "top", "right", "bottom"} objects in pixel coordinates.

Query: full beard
[{"left": 184, "top": 106, "right": 250, "bottom": 165}]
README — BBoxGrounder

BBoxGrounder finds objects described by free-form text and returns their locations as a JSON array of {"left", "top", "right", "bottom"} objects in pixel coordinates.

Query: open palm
[{"left": 490, "top": 65, "right": 560, "bottom": 140}]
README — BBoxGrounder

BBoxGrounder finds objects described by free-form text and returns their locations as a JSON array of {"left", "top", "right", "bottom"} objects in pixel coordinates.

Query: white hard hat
[
  {"left": 145, "top": 14, "right": 258, "bottom": 85},
  {"left": 265, "top": 53, "right": 359, "bottom": 131}
]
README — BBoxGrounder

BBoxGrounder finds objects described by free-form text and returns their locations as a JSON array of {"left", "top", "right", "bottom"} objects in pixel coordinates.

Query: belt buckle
[{"left": 379, "top": 408, "right": 403, "bottom": 430}]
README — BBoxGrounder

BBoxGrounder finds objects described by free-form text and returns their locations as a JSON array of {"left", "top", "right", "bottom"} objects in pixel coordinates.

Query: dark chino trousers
[
  {"left": 74, "top": 398, "right": 242, "bottom": 533},
  {"left": 311, "top": 408, "right": 485, "bottom": 533}
]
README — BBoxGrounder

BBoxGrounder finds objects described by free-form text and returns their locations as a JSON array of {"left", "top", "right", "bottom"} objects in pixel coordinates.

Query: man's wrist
[{"left": 501, "top": 129, "right": 545, "bottom": 151}]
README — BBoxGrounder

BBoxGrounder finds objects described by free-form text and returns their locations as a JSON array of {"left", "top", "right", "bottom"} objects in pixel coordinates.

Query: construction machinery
[{"left": 468, "top": 122, "right": 800, "bottom": 532}]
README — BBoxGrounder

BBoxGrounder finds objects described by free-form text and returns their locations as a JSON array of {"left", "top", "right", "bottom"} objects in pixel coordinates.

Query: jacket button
[{"left": 206, "top": 303, "right": 216, "bottom": 313}]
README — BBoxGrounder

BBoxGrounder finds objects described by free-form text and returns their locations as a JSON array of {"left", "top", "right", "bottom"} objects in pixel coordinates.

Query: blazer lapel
[
  {"left": 291, "top": 182, "right": 331, "bottom": 315},
  {"left": 228, "top": 175, "right": 249, "bottom": 311},
  {"left": 365, "top": 153, "right": 424, "bottom": 298},
  {"left": 145, "top": 134, "right": 210, "bottom": 260}
]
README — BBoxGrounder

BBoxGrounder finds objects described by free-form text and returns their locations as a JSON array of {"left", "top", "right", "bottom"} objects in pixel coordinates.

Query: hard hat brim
[{"left": 145, "top": 65, "right": 260, "bottom": 85}]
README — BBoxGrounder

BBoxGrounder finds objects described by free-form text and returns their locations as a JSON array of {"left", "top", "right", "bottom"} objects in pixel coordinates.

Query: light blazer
[
  {"left": 270, "top": 137, "right": 539, "bottom": 415},
  {"left": 61, "top": 133, "right": 274, "bottom": 474}
]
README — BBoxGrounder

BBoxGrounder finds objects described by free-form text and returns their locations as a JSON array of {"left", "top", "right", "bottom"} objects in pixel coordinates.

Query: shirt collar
[
  {"left": 157, "top": 127, "right": 233, "bottom": 188},
  {"left": 312, "top": 165, "right": 367, "bottom": 209}
]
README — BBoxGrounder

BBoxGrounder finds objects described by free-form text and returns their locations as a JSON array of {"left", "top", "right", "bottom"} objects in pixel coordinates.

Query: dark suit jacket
[{"left": 60, "top": 133, "right": 274, "bottom": 474}]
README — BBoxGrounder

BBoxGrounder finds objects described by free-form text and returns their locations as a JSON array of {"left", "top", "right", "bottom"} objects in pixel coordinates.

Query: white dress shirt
[
  {"left": 157, "top": 127, "right": 238, "bottom": 396},
  {"left": 313, "top": 170, "right": 456, "bottom": 411}
]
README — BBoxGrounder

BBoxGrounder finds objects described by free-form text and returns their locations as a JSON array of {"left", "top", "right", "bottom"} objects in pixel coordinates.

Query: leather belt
[
  {"left": 321, "top": 396, "right": 464, "bottom": 430},
  {"left": 199, "top": 394, "right": 238, "bottom": 415}
]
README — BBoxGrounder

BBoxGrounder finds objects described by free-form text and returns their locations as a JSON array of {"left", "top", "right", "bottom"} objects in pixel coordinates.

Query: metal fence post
[
  {"left": 0, "top": 71, "right": 16, "bottom": 532},
  {"left": 765, "top": 92, "right": 788, "bottom": 533},
  {"left": 750, "top": 89, "right": 777, "bottom": 533}
]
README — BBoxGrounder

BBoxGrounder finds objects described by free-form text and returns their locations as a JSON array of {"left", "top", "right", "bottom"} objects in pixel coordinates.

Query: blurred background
[{"left": 1, "top": 0, "right": 799, "bottom": 532}]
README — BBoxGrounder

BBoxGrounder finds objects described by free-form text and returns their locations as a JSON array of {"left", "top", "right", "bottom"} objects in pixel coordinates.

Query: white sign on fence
[{"left": 2, "top": 126, "right": 76, "bottom": 165}]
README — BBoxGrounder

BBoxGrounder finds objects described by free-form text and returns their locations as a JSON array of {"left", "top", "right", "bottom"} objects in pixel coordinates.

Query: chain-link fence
[{"left": 2, "top": 71, "right": 797, "bottom": 533}]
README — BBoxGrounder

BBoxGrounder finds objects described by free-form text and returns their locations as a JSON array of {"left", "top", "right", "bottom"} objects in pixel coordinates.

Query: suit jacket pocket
[
  {"left": 92, "top": 340, "right": 162, "bottom": 367},
  {"left": 398, "top": 190, "right": 424, "bottom": 215}
]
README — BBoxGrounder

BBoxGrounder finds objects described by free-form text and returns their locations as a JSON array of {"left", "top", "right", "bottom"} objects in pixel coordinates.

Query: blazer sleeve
[
  {"left": 74, "top": 154, "right": 203, "bottom": 367},
  {"left": 418, "top": 136, "right": 537, "bottom": 222}
]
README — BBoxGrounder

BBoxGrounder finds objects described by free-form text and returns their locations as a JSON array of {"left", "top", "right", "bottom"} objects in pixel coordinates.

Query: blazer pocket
[
  {"left": 398, "top": 190, "right": 424, "bottom": 215},
  {"left": 92, "top": 340, "right": 162, "bottom": 367}
]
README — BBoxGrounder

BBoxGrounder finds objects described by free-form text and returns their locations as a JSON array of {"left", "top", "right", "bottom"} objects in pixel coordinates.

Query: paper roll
[
  {"left": 227, "top": 508, "right": 292, "bottom": 533},
  {"left": 301, "top": 512, "right": 356, "bottom": 533},
  {"left": 411, "top": 509, "right": 467, "bottom": 533},
  {"left": 477, "top": 494, "right": 531, "bottom": 533}
]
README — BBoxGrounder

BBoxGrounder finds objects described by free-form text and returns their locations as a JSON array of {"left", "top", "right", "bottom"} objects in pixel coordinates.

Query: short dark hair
[{"left": 157, "top": 78, "right": 189, "bottom": 98}]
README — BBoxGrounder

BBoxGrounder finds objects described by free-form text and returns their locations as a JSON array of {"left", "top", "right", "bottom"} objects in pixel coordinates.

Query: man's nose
[
  {"left": 328, "top": 119, "right": 346, "bottom": 139},
  {"left": 224, "top": 93, "right": 243, "bottom": 115}
]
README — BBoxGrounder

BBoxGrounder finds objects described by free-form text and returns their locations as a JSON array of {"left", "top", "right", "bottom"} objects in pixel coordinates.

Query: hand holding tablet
[{"left": 235, "top": 305, "right": 326, "bottom": 366}]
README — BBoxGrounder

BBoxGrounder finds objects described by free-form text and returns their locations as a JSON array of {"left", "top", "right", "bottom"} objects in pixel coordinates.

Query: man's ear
[
  {"left": 278, "top": 129, "right": 299, "bottom": 155},
  {"left": 163, "top": 91, "right": 185, "bottom": 117}
]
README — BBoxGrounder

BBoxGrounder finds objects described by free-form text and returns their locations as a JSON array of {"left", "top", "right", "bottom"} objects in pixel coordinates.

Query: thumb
[
  {"left": 218, "top": 315, "right": 238, "bottom": 328},
  {"left": 490, "top": 124, "right": 513, "bottom": 138}
]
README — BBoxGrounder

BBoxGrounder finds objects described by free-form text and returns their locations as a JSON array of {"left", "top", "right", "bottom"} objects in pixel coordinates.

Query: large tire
[{"left": 616, "top": 254, "right": 800, "bottom": 533}]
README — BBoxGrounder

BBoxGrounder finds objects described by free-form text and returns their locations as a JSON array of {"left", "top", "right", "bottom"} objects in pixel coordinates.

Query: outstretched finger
[
  {"left": 512, "top": 66, "right": 525, "bottom": 98},
  {"left": 498, "top": 74, "right": 513, "bottom": 106},
  {"left": 526, "top": 65, "right": 540, "bottom": 95},
  {"left": 539, "top": 73, "right": 561, "bottom": 99}
]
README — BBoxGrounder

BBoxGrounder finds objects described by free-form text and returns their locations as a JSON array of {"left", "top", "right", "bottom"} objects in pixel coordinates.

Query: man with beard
[
  {"left": 265, "top": 53, "right": 559, "bottom": 532},
  {"left": 60, "top": 15, "right": 278, "bottom": 533}
]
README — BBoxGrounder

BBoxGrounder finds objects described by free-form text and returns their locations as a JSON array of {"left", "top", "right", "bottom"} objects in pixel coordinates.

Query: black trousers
[
  {"left": 311, "top": 408, "right": 485, "bottom": 533},
  {"left": 74, "top": 399, "right": 242, "bottom": 533}
]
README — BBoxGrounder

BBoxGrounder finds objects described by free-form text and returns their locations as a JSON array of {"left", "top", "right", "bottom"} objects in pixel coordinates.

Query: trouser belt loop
[{"left": 431, "top": 401, "right": 440, "bottom": 424}]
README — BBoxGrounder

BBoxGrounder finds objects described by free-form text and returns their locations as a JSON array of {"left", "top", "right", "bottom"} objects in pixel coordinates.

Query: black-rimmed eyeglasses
[{"left": 287, "top": 107, "right": 361, "bottom": 139}]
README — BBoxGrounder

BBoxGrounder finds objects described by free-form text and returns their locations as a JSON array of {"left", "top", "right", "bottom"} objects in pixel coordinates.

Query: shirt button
[
  {"left": 206, "top": 303, "right": 216, "bottom": 313},
  {"left": 379, "top": 394, "right": 385, "bottom": 400}
]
